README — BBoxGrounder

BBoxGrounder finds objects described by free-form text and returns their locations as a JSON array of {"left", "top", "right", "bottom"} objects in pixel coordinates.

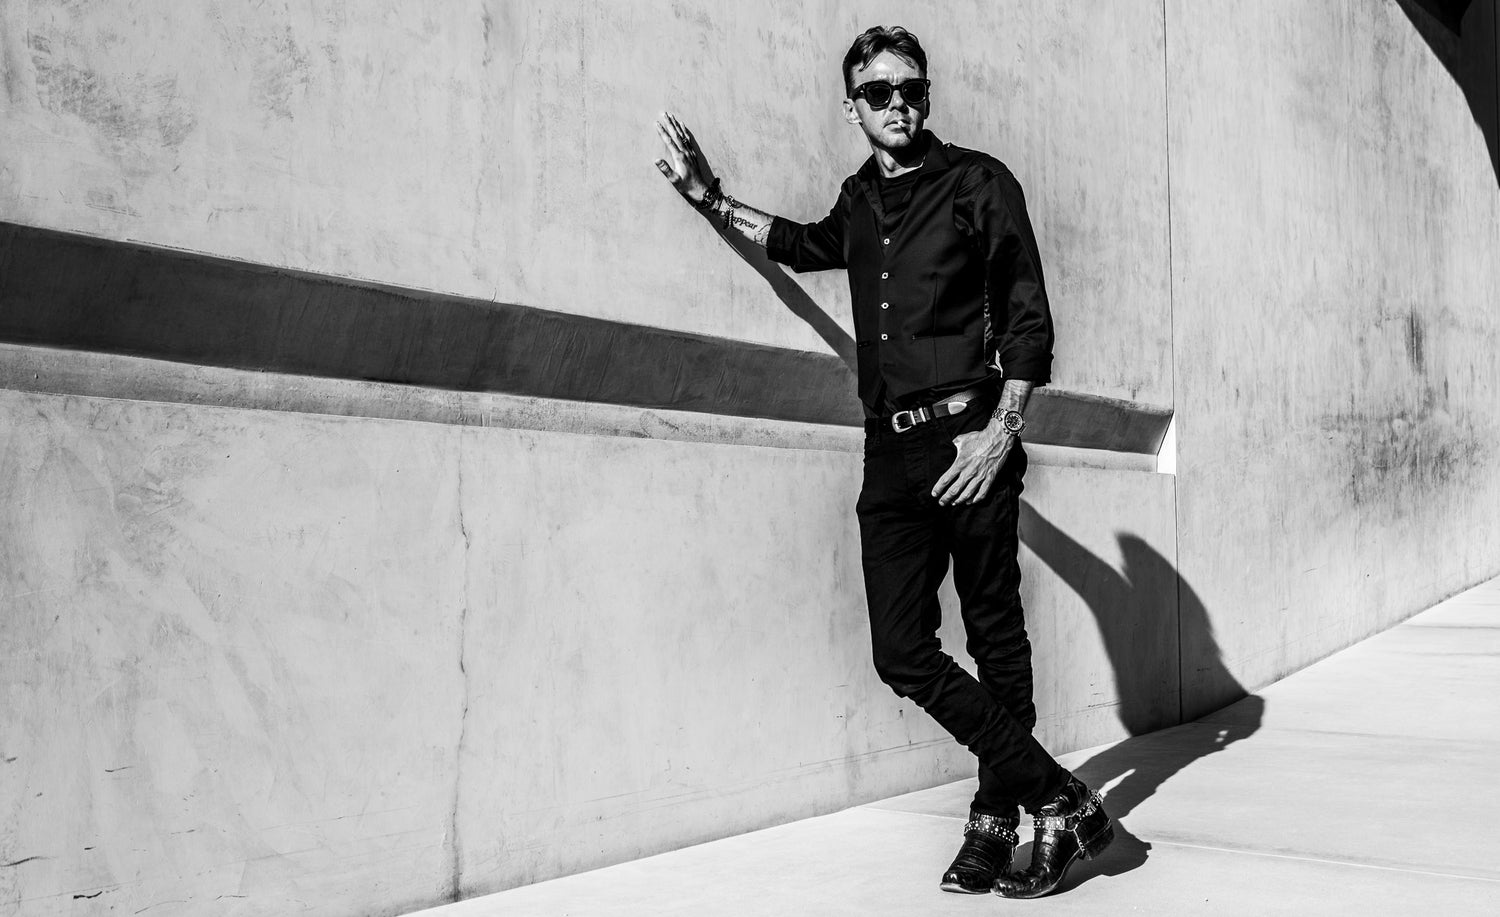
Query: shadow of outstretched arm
[
  {"left": 671, "top": 135, "right": 857, "bottom": 374},
  {"left": 1019, "top": 500, "right": 1129, "bottom": 622},
  {"left": 710, "top": 224, "right": 858, "bottom": 374},
  {"left": 1020, "top": 500, "right": 1179, "bottom": 736}
]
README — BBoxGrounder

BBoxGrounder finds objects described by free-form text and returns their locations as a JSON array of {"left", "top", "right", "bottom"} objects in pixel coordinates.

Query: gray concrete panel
[
  {"left": 0, "top": 385, "right": 1178, "bottom": 911},
  {"left": 0, "top": 392, "right": 467, "bottom": 915},
  {"left": 1165, "top": 0, "right": 1500, "bottom": 709}
]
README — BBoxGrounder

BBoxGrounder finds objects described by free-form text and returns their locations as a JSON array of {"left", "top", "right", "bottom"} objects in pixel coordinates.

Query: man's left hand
[{"left": 932, "top": 423, "right": 1015, "bottom": 506}]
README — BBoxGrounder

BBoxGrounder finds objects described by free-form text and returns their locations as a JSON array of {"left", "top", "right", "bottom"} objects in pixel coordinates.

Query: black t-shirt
[{"left": 878, "top": 168, "right": 921, "bottom": 227}]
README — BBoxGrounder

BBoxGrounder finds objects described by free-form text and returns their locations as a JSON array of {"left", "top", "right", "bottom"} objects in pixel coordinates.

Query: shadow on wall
[
  {"left": 680, "top": 143, "right": 858, "bottom": 374},
  {"left": 710, "top": 223, "right": 858, "bottom": 375},
  {"left": 1018, "top": 502, "right": 1265, "bottom": 886},
  {"left": 1396, "top": 0, "right": 1500, "bottom": 183}
]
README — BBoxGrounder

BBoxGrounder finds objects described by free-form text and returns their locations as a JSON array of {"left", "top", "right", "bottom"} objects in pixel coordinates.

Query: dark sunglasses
[{"left": 850, "top": 78, "right": 930, "bottom": 110}]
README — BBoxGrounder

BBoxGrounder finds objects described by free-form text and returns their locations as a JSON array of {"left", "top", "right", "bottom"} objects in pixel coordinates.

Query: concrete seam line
[{"left": 1144, "top": 838, "right": 1500, "bottom": 884}]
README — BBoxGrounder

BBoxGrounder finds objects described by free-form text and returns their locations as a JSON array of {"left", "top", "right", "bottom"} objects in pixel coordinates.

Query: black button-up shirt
[{"left": 766, "top": 131, "right": 1055, "bottom": 414}]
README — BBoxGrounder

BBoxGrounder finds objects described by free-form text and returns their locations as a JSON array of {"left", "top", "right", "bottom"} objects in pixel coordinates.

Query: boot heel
[{"left": 1079, "top": 823, "right": 1114, "bottom": 860}]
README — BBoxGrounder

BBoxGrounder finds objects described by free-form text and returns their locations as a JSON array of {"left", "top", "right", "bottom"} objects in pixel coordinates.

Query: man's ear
[{"left": 842, "top": 97, "right": 859, "bottom": 126}]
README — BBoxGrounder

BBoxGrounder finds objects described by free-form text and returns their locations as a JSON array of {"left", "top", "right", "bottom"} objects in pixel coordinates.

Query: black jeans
[{"left": 857, "top": 400, "right": 1070, "bottom": 815}]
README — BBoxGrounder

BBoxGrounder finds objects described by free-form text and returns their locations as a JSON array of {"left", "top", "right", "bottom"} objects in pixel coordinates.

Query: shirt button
[
  {"left": 880, "top": 333, "right": 889, "bottom": 341},
  {"left": 881, "top": 302, "right": 889, "bottom": 310},
  {"left": 881, "top": 272, "right": 889, "bottom": 279},
  {"left": 883, "top": 238, "right": 891, "bottom": 245}
]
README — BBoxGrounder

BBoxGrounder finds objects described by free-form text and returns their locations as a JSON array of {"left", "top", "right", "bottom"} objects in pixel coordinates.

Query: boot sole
[{"left": 940, "top": 880, "right": 994, "bottom": 895}]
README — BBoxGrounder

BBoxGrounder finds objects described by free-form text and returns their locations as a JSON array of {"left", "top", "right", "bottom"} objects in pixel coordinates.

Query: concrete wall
[
  {"left": 1166, "top": 0, "right": 1500, "bottom": 713},
  {"left": 2, "top": 0, "right": 1498, "bottom": 914},
  {"left": 0, "top": 378, "right": 1176, "bottom": 913}
]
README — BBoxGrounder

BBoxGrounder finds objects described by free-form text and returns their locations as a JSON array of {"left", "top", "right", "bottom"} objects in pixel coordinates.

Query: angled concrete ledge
[
  {"left": 0, "top": 344, "right": 1161, "bottom": 471},
  {"left": 0, "top": 221, "right": 1171, "bottom": 454},
  {"left": 1028, "top": 388, "right": 1173, "bottom": 455}
]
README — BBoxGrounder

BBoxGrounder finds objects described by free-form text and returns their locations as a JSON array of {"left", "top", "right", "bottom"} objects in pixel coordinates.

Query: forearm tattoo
[
  {"left": 992, "top": 379, "right": 1034, "bottom": 421},
  {"left": 691, "top": 179, "right": 773, "bottom": 248}
]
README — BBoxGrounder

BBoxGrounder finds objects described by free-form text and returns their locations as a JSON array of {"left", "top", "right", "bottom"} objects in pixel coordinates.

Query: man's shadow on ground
[{"left": 1016, "top": 501, "right": 1266, "bottom": 887}]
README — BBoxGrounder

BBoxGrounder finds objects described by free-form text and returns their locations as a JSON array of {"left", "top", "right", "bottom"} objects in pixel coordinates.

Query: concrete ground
[{"left": 406, "top": 577, "right": 1500, "bottom": 916}]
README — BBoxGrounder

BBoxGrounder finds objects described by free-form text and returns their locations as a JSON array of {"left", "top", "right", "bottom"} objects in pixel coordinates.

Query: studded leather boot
[
  {"left": 993, "top": 777, "right": 1113, "bottom": 898},
  {"left": 940, "top": 811, "right": 1019, "bottom": 894}
]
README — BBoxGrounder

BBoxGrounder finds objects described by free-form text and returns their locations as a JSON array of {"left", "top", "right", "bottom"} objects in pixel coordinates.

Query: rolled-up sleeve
[
  {"left": 766, "top": 185, "right": 850, "bottom": 273},
  {"left": 969, "top": 169, "right": 1055, "bottom": 385}
]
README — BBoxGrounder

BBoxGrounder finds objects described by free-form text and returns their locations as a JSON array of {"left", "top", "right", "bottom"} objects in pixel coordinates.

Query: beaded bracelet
[{"left": 694, "top": 177, "right": 724, "bottom": 213}]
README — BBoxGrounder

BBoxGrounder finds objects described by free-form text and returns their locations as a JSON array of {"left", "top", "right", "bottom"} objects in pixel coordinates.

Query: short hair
[{"left": 842, "top": 26, "right": 928, "bottom": 96}]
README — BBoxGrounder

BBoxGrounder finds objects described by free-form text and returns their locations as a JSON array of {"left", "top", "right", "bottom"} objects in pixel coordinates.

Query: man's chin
[{"left": 883, "top": 127, "right": 917, "bottom": 147}]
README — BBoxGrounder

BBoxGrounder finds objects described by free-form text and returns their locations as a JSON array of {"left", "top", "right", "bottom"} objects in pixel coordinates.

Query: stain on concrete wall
[
  {"left": 251, "top": 27, "right": 312, "bottom": 122},
  {"left": 26, "top": 29, "right": 197, "bottom": 166}
]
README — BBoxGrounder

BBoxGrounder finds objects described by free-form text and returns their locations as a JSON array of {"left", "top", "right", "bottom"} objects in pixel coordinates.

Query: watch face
[{"left": 1003, "top": 411, "right": 1025, "bottom": 434}]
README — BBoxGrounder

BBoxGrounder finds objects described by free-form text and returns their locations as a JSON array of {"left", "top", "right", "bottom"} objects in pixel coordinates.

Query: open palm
[{"left": 653, "top": 111, "right": 716, "bottom": 201}]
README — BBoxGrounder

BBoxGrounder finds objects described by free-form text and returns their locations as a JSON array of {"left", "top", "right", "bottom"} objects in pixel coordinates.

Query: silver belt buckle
[{"left": 890, "top": 406, "right": 930, "bottom": 433}]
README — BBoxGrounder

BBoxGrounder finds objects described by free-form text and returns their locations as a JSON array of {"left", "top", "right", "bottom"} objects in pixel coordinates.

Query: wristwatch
[{"left": 998, "top": 409, "right": 1026, "bottom": 436}]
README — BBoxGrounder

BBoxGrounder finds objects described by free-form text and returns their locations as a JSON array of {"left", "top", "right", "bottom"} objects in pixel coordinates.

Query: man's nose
[{"left": 889, "top": 89, "right": 910, "bottom": 111}]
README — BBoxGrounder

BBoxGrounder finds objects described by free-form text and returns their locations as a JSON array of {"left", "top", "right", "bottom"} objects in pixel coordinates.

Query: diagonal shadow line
[
  {"left": 710, "top": 222, "right": 859, "bottom": 375},
  {"left": 1015, "top": 500, "right": 1266, "bottom": 888},
  {"left": 1395, "top": 0, "right": 1500, "bottom": 186},
  {"left": 685, "top": 158, "right": 858, "bottom": 375}
]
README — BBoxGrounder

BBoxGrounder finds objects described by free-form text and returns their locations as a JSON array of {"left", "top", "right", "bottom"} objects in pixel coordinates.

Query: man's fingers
[
  {"left": 935, "top": 465, "right": 973, "bottom": 505},
  {"left": 971, "top": 478, "right": 995, "bottom": 505},
  {"left": 655, "top": 120, "right": 687, "bottom": 160},
  {"left": 949, "top": 470, "right": 982, "bottom": 506},
  {"left": 957, "top": 473, "right": 988, "bottom": 506},
  {"left": 654, "top": 120, "right": 680, "bottom": 154},
  {"left": 932, "top": 463, "right": 961, "bottom": 500},
  {"left": 655, "top": 159, "right": 673, "bottom": 177},
  {"left": 666, "top": 113, "right": 690, "bottom": 151},
  {"left": 666, "top": 114, "right": 704, "bottom": 166}
]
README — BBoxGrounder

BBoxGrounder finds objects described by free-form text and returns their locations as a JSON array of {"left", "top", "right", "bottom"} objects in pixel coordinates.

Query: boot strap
[
  {"left": 1034, "top": 791, "right": 1104, "bottom": 839},
  {"left": 964, "top": 814, "right": 1019, "bottom": 846}
]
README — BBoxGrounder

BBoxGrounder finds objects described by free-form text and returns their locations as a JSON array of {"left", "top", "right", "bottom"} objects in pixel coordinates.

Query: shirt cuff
[
  {"left": 999, "top": 350, "right": 1052, "bottom": 386},
  {"left": 765, "top": 216, "right": 797, "bottom": 265}
]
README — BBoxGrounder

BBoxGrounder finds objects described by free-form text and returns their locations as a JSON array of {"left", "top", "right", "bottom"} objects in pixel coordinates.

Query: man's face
[{"left": 843, "top": 50, "right": 928, "bottom": 152}]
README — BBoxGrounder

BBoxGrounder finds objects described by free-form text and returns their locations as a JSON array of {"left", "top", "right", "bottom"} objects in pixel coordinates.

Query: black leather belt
[{"left": 887, "top": 386, "right": 987, "bottom": 433}]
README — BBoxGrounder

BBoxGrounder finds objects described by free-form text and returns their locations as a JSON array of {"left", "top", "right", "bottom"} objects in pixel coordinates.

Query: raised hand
[{"left": 654, "top": 111, "right": 713, "bottom": 203}]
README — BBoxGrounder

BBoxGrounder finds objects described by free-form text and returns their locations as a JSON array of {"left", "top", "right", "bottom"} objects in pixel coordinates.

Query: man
[{"left": 653, "top": 26, "right": 1112, "bottom": 898}]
